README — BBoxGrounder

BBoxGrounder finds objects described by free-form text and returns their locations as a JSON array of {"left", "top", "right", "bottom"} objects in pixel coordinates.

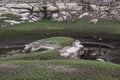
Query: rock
[
  {"left": 0, "top": 7, "right": 9, "bottom": 14},
  {"left": 98, "top": 37, "right": 102, "bottom": 41},
  {"left": 59, "top": 40, "right": 84, "bottom": 59},
  {"left": 52, "top": 11, "right": 70, "bottom": 21},
  {"left": 52, "top": 16, "right": 64, "bottom": 22},
  {"left": 19, "top": 12, "right": 43, "bottom": 22},
  {"left": 4, "top": 20, "right": 21, "bottom": 25},
  {"left": 19, "top": 12, "right": 30, "bottom": 20},
  {"left": 80, "top": 47, "right": 109, "bottom": 60},
  {"left": 89, "top": 19, "right": 98, "bottom": 24},
  {"left": 55, "top": 2, "right": 79, "bottom": 11},
  {"left": 78, "top": 12, "right": 89, "bottom": 18},
  {"left": 47, "top": 4, "right": 57, "bottom": 11},
  {"left": 99, "top": 6, "right": 110, "bottom": 11},
  {"left": 90, "top": 4, "right": 99, "bottom": 11},
  {"left": 96, "top": 58, "right": 105, "bottom": 62},
  {"left": 0, "top": 1, "right": 119, "bottom": 22},
  {"left": 5, "top": 3, "right": 32, "bottom": 10},
  {"left": 0, "top": 16, "right": 7, "bottom": 19},
  {"left": 51, "top": 13, "right": 59, "bottom": 19},
  {"left": 23, "top": 40, "right": 61, "bottom": 53}
]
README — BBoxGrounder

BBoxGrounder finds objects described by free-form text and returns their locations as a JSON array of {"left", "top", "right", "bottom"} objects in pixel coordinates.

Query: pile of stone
[
  {"left": 0, "top": 0, "right": 119, "bottom": 24},
  {"left": 0, "top": 3, "right": 42, "bottom": 24}
]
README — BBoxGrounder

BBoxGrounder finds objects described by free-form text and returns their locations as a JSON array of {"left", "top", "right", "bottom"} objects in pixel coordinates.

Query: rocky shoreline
[{"left": 0, "top": 0, "right": 120, "bottom": 26}]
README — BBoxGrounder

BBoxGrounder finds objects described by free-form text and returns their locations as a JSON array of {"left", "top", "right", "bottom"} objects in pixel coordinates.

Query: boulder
[
  {"left": 96, "top": 58, "right": 105, "bottom": 62},
  {"left": 78, "top": 12, "right": 89, "bottom": 18},
  {"left": 89, "top": 19, "right": 98, "bottom": 24},
  {"left": 0, "top": 7, "right": 9, "bottom": 13},
  {"left": 90, "top": 4, "right": 100, "bottom": 11},
  {"left": 23, "top": 40, "right": 61, "bottom": 53},
  {"left": 5, "top": 3, "right": 32, "bottom": 9},
  {"left": 19, "top": 12, "right": 30, "bottom": 20},
  {"left": 59, "top": 40, "right": 84, "bottom": 59},
  {"left": 9, "top": 8, "right": 29, "bottom": 14},
  {"left": 4, "top": 20, "right": 21, "bottom": 25},
  {"left": 47, "top": 4, "right": 57, "bottom": 11}
]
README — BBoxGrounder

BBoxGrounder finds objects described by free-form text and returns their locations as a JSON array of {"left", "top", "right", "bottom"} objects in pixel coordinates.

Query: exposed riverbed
[{"left": 0, "top": 32, "right": 120, "bottom": 64}]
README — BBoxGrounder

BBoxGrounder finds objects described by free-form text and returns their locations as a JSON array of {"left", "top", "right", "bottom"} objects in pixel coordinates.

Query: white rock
[
  {"left": 52, "top": 13, "right": 59, "bottom": 18},
  {"left": 97, "top": 58, "right": 105, "bottom": 62},
  {"left": 0, "top": 7, "right": 9, "bottom": 13},
  {"left": 78, "top": 12, "right": 89, "bottom": 18},
  {"left": 10, "top": 23, "right": 14, "bottom": 25},
  {"left": 47, "top": 4, "right": 57, "bottom": 11},
  {"left": 4, "top": 20, "right": 21, "bottom": 24},
  {"left": 23, "top": 41, "right": 61, "bottom": 53},
  {"left": 31, "top": 18, "right": 38, "bottom": 21},
  {"left": 53, "top": 17, "right": 63, "bottom": 22},
  {"left": 98, "top": 37, "right": 102, "bottom": 41},
  {"left": 60, "top": 40, "right": 83, "bottom": 58},
  {"left": 89, "top": 19, "right": 98, "bottom": 24},
  {"left": 29, "top": 20, "right": 34, "bottom": 22},
  {"left": 19, "top": 12, "right": 30, "bottom": 20},
  {"left": 9, "top": 8, "right": 29, "bottom": 14},
  {"left": 100, "top": 6, "right": 110, "bottom": 11},
  {"left": 19, "top": 12, "right": 30, "bottom": 17},
  {"left": 56, "top": 3, "right": 66, "bottom": 10},
  {"left": 6, "top": 3, "right": 32, "bottom": 9},
  {"left": 90, "top": 4, "right": 99, "bottom": 11},
  {"left": 56, "top": 3, "right": 79, "bottom": 11},
  {"left": 20, "top": 17, "right": 29, "bottom": 20}
]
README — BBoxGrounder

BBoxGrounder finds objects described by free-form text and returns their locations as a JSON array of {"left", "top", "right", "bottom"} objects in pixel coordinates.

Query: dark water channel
[{"left": 0, "top": 33, "right": 120, "bottom": 64}]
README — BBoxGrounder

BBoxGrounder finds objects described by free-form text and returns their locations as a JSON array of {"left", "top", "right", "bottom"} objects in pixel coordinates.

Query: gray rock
[
  {"left": 96, "top": 58, "right": 105, "bottom": 62},
  {"left": 80, "top": 47, "right": 109, "bottom": 60},
  {"left": 23, "top": 40, "right": 61, "bottom": 53},
  {"left": 89, "top": 19, "right": 98, "bottom": 24},
  {"left": 59, "top": 40, "right": 84, "bottom": 59}
]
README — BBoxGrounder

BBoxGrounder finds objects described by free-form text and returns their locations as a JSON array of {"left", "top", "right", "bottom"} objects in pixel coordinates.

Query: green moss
[
  {"left": 0, "top": 17, "right": 120, "bottom": 42},
  {"left": 0, "top": 60, "right": 119, "bottom": 80},
  {"left": 1, "top": 13, "right": 21, "bottom": 19},
  {"left": 0, "top": 50, "right": 66, "bottom": 61},
  {"left": 1, "top": 17, "right": 120, "bottom": 34},
  {"left": 39, "top": 36, "right": 74, "bottom": 46}
]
